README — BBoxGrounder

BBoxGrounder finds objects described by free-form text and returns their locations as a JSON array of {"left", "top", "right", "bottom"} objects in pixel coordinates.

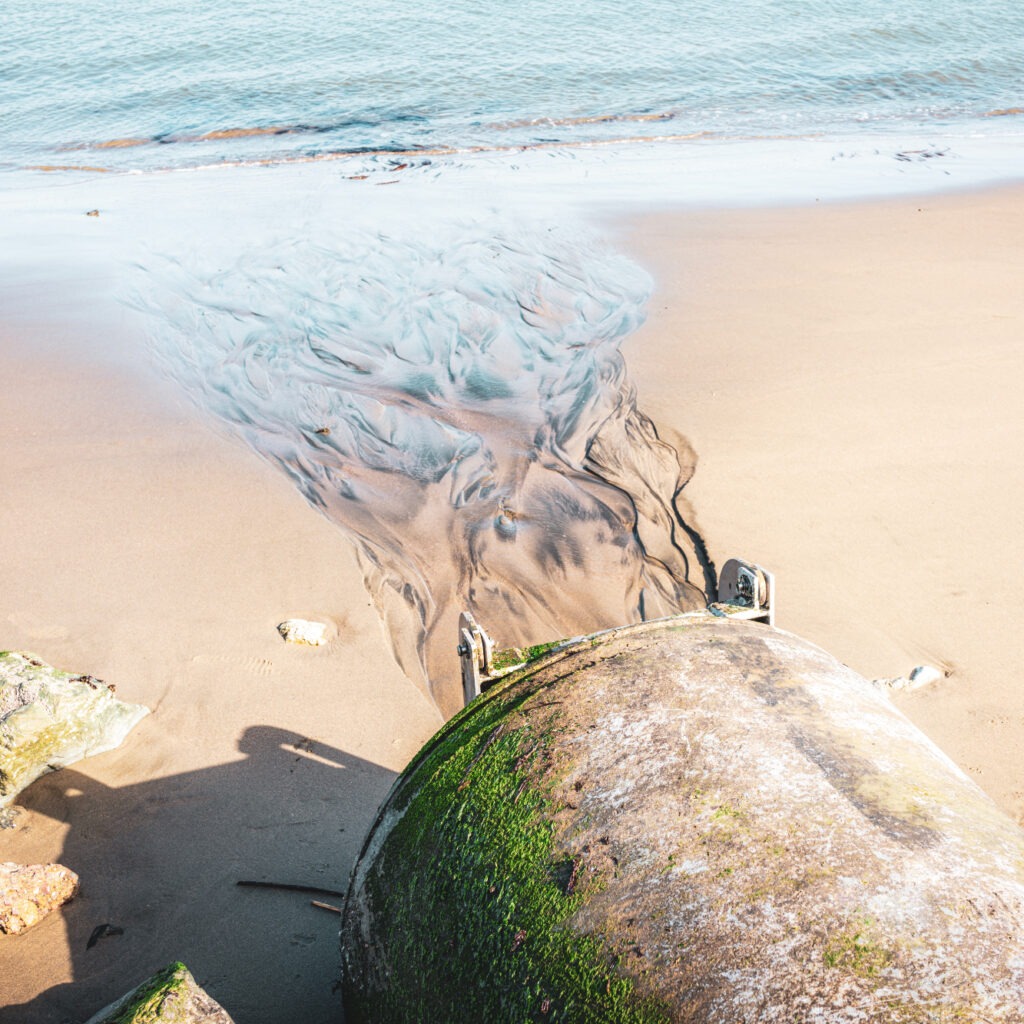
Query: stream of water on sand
[{"left": 134, "top": 214, "right": 711, "bottom": 714}]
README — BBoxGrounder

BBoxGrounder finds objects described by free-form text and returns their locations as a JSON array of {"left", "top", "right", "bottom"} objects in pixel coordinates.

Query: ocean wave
[
  {"left": 27, "top": 129, "right": 806, "bottom": 177},
  {"left": 60, "top": 110, "right": 684, "bottom": 156},
  {"left": 7, "top": 0, "right": 1024, "bottom": 178}
]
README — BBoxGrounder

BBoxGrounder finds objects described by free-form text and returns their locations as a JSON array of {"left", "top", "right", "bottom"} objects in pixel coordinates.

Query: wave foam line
[
  {"left": 60, "top": 110, "right": 681, "bottom": 154},
  {"left": 486, "top": 111, "right": 677, "bottom": 130},
  {"left": 28, "top": 129, "right": 821, "bottom": 176}
]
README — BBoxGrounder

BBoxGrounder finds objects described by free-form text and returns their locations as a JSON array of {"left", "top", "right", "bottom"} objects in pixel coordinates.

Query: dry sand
[
  {"left": 620, "top": 184, "right": 1024, "bottom": 826},
  {"left": 1, "top": 182, "right": 1022, "bottom": 1023}
]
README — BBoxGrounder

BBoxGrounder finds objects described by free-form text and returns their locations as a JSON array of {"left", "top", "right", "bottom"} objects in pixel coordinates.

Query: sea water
[
  {"left": 4, "top": 0, "right": 1023, "bottom": 710},
  {"left": 4, "top": 0, "right": 1023, "bottom": 177}
]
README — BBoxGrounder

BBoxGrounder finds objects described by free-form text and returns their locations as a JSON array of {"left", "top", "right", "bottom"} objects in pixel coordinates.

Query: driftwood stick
[
  {"left": 236, "top": 880, "right": 347, "bottom": 898},
  {"left": 311, "top": 899, "right": 343, "bottom": 914}
]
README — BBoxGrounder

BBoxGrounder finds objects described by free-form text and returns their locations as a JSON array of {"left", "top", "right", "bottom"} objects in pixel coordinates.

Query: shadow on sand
[{"left": 0, "top": 725, "right": 395, "bottom": 1024}]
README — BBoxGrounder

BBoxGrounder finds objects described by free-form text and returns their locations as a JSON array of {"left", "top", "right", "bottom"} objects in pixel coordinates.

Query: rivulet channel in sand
[{"left": 133, "top": 220, "right": 712, "bottom": 715}]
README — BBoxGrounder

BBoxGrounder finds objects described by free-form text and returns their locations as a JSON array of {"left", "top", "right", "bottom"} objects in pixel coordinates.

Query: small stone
[
  {"left": 909, "top": 664, "right": 943, "bottom": 688},
  {"left": 872, "top": 664, "right": 944, "bottom": 694},
  {"left": 277, "top": 619, "right": 328, "bottom": 646},
  {"left": 0, "top": 862, "right": 79, "bottom": 935},
  {"left": 82, "top": 961, "right": 235, "bottom": 1023},
  {"left": 85, "top": 209, "right": 100, "bottom": 217}
]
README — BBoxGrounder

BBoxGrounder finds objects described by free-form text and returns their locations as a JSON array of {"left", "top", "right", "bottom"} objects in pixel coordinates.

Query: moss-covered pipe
[{"left": 342, "top": 614, "right": 1024, "bottom": 1022}]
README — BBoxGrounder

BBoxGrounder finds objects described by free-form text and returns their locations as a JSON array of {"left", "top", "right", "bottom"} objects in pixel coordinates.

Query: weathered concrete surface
[
  {"left": 343, "top": 614, "right": 1024, "bottom": 1023},
  {"left": 0, "top": 651, "right": 149, "bottom": 808},
  {"left": 83, "top": 962, "right": 235, "bottom": 1023},
  {"left": 0, "top": 862, "right": 79, "bottom": 935}
]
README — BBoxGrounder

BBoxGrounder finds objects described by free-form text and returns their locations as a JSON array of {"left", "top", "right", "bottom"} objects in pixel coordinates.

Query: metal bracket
[
  {"left": 457, "top": 558, "right": 775, "bottom": 707},
  {"left": 715, "top": 558, "right": 775, "bottom": 625},
  {"left": 457, "top": 611, "right": 494, "bottom": 707}
]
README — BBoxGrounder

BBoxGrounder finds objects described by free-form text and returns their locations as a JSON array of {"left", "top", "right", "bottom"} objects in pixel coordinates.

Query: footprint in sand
[
  {"left": 4, "top": 614, "right": 70, "bottom": 645},
  {"left": 189, "top": 654, "right": 275, "bottom": 677}
]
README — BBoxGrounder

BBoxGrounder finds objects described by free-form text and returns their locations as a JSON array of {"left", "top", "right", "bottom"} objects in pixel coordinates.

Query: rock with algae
[
  {"left": 342, "top": 613, "right": 1024, "bottom": 1023},
  {"left": 0, "top": 861, "right": 79, "bottom": 935},
  {"left": 83, "top": 962, "right": 235, "bottom": 1023},
  {"left": 0, "top": 651, "right": 149, "bottom": 809}
]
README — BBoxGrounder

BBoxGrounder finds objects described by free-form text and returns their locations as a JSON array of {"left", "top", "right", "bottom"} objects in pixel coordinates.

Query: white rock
[
  {"left": 872, "top": 664, "right": 944, "bottom": 695},
  {"left": 276, "top": 619, "right": 328, "bottom": 646},
  {"left": 909, "top": 664, "right": 944, "bottom": 687}
]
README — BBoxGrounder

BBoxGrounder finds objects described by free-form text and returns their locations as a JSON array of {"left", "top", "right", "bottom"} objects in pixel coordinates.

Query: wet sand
[{"left": 1, "top": 180, "right": 1022, "bottom": 1022}]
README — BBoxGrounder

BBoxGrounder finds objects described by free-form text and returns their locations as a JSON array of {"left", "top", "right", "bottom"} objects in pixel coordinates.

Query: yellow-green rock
[
  {"left": 1, "top": 651, "right": 149, "bottom": 808},
  {"left": 83, "top": 962, "right": 234, "bottom": 1023}
]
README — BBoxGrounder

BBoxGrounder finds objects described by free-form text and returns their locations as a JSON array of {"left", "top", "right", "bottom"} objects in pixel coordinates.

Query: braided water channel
[{"left": 134, "top": 217, "right": 711, "bottom": 715}]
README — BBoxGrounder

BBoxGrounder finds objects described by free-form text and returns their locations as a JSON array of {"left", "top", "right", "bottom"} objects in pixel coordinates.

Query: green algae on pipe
[{"left": 342, "top": 614, "right": 1024, "bottom": 1022}]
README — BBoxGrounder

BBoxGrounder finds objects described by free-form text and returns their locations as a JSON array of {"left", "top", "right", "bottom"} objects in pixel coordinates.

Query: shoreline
[
  {"left": 6, "top": 124, "right": 1024, "bottom": 205},
  {"left": 1, "top": 171, "right": 1022, "bottom": 1019}
]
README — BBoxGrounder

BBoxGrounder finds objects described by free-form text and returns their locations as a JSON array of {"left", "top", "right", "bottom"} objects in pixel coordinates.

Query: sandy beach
[
  {"left": 620, "top": 185, "right": 1024, "bottom": 825},
  {"left": 1, "top": 180, "right": 1022, "bottom": 1021},
  {"left": 0, "top": 311, "right": 442, "bottom": 1021}
]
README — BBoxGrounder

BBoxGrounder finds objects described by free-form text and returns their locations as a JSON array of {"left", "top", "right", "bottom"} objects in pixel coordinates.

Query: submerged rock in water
[
  {"left": 342, "top": 614, "right": 1024, "bottom": 1023},
  {"left": 83, "top": 962, "right": 235, "bottom": 1023},
  {"left": 0, "top": 862, "right": 79, "bottom": 935},
  {"left": 0, "top": 651, "right": 149, "bottom": 808}
]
